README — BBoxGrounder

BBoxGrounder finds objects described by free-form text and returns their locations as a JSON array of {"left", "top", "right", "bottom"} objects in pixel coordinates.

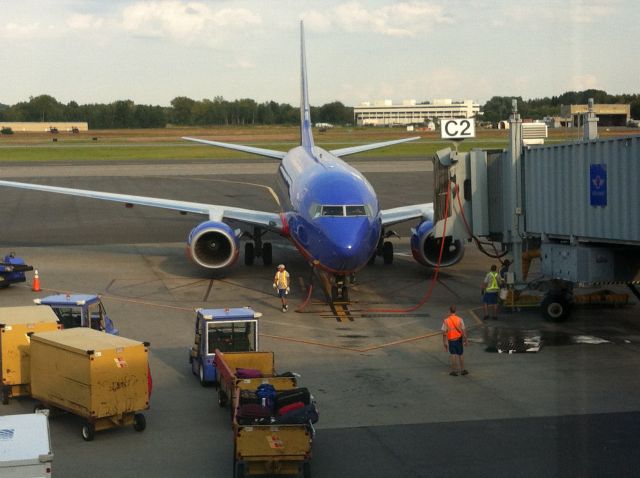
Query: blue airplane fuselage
[{"left": 276, "top": 146, "right": 381, "bottom": 273}]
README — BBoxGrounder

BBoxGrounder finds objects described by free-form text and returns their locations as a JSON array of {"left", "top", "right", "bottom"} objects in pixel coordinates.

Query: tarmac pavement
[{"left": 1, "top": 159, "right": 639, "bottom": 477}]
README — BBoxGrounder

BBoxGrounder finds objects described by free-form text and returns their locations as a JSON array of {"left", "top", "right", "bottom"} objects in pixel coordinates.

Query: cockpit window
[
  {"left": 321, "top": 205, "right": 344, "bottom": 216},
  {"left": 314, "top": 204, "right": 371, "bottom": 218},
  {"left": 346, "top": 205, "right": 368, "bottom": 216}
]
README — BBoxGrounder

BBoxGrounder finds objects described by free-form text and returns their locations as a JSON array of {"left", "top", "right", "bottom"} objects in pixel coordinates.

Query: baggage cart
[
  {"left": 215, "top": 350, "right": 316, "bottom": 478},
  {"left": 30, "top": 328, "right": 151, "bottom": 441},
  {"left": 0, "top": 412, "right": 53, "bottom": 477},
  {"left": 214, "top": 350, "right": 297, "bottom": 410},
  {"left": 0, "top": 306, "right": 61, "bottom": 404}
]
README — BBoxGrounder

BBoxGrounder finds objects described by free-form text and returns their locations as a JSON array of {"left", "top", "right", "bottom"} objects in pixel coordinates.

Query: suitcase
[
  {"left": 239, "top": 389, "right": 260, "bottom": 405},
  {"left": 275, "top": 387, "right": 311, "bottom": 409},
  {"left": 277, "top": 401, "right": 305, "bottom": 416},
  {"left": 236, "top": 367, "right": 263, "bottom": 378},
  {"left": 236, "top": 403, "right": 272, "bottom": 425},
  {"left": 274, "top": 403, "right": 319, "bottom": 425},
  {"left": 255, "top": 383, "right": 276, "bottom": 410}
]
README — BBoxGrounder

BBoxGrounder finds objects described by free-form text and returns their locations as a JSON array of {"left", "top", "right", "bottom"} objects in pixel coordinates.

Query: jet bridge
[{"left": 432, "top": 99, "right": 640, "bottom": 320}]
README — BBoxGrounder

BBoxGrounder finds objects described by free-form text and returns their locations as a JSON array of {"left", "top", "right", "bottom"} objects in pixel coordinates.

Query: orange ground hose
[{"left": 365, "top": 179, "right": 452, "bottom": 313}]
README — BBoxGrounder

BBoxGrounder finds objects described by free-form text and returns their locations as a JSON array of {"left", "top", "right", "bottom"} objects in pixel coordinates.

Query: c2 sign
[{"left": 441, "top": 119, "right": 476, "bottom": 139}]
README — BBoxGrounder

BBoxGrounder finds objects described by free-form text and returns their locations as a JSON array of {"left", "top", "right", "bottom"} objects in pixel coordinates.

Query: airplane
[{"left": 0, "top": 22, "right": 464, "bottom": 301}]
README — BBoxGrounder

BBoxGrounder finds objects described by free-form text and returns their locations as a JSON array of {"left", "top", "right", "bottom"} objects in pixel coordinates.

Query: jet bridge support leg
[{"left": 627, "top": 283, "right": 640, "bottom": 302}]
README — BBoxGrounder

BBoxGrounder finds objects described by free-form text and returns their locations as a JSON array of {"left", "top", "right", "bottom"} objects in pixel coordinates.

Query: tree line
[
  {"left": 1, "top": 90, "right": 638, "bottom": 129},
  {"left": 0, "top": 95, "right": 353, "bottom": 129},
  {"left": 480, "top": 90, "right": 640, "bottom": 124}
]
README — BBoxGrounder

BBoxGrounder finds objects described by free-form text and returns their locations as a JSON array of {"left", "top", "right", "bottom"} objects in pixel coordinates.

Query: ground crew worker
[
  {"left": 273, "top": 264, "right": 290, "bottom": 312},
  {"left": 482, "top": 264, "right": 500, "bottom": 320},
  {"left": 441, "top": 304, "right": 468, "bottom": 376}
]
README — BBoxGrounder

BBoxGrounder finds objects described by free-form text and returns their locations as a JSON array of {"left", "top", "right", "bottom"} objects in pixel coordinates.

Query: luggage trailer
[{"left": 214, "top": 350, "right": 315, "bottom": 478}]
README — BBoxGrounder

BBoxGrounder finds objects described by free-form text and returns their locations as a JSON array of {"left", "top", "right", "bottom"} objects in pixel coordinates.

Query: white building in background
[{"left": 354, "top": 98, "right": 480, "bottom": 126}]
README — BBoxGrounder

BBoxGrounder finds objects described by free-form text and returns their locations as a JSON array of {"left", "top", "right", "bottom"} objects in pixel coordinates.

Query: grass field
[{"left": 0, "top": 125, "right": 637, "bottom": 162}]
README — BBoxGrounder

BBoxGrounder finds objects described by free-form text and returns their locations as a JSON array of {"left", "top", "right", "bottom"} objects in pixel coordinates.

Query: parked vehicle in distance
[
  {"left": 189, "top": 307, "right": 260, "bottom": 386},
  {"left": 0, "top": 252, "right": 33, "bottom": 289},
  {"left": 34, "top": 294, "right": 118, "bottom": 335}
]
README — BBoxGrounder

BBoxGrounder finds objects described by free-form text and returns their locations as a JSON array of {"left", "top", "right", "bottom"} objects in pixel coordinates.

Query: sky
[{"left": 1, "top": 0, "right": 638, "bottom": 107}]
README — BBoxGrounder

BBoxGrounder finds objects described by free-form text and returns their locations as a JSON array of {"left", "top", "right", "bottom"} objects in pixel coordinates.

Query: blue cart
[
  {"left": 34, "top": 294, "right": 119, "bottom": 335},
  {"left": 189, "top": 307, "right": 260, "bottom": 387},
  {"left": 0, "top": 252, "right": 33, "bottom": 288}
]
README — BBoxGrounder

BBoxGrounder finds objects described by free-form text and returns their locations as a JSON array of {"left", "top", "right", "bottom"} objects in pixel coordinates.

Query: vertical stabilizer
[{"left": 300, "top": 21, "right": 315, "bottom": 152}]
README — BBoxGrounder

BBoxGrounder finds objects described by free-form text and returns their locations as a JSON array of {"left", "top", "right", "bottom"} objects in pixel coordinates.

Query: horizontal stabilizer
[
  {"left": 330, "top": 136, "right": 420, "bottom": 158},
  {"left": 183, "top": 137, "right": 286, "bottom": 160}
]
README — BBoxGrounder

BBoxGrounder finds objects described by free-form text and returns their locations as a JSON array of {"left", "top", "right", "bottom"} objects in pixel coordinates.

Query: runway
[{"left": 1, "top": 158, "right": 639, "bottom": 477}]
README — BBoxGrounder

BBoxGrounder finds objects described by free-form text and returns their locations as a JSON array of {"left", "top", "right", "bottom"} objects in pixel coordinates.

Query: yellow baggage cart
[
  {"left": 30, "top": 328, "right": 151, "bottom": 441},
  {"left": 0, "top": 306, "right": 61, "bottom": 403},
  {"left": 215, "top": 350, "right": 316, "bottom": 477}
]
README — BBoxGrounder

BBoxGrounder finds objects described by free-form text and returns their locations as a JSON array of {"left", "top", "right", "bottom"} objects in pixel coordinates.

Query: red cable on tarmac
[
  {"left": 295, "top": 284, "right": 314, "bottom": 313},
  {"left": 366, "top": 179, "right": 452, "bottom": 314}
]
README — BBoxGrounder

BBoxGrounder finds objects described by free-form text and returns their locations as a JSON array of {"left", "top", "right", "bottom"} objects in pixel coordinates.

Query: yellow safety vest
[
  {"left": 275, "top": 271, "right": 289, "bottom": 289},
  {"left": 486, "top": 271, "right": 499, "bottom": 292}
]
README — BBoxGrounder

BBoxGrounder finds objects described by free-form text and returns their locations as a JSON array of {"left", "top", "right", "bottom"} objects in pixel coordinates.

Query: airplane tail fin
[{"left": 300, "top": 21, "right": 314, "bottom": 152}]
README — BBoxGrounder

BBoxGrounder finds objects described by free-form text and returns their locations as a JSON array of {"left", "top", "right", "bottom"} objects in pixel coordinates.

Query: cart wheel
[
  {"left": 1, "top": 386, "right": 9, "bottom": 405},
  {"left": 81, "top": 422, "right": 95, "bottom": 441},
  {"left": 133, "top": 413, "right": 146, "bottom": 432},
  {"left": 218, "top": 389, "right": 228, "bottom": 408},
  {"left": 234, "top": 461, "right": 245, "bottom": 478},
  {"left": 199, "top": 363, "right": 209, "bottom": 387},
  {"left": 303, "top": 462, "right": 312, "bottom": 478}
]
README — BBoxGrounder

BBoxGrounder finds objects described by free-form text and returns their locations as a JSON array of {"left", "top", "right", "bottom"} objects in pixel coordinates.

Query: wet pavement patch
[{"left": 483, "top": 327, "right": 612, "bottom": 353}]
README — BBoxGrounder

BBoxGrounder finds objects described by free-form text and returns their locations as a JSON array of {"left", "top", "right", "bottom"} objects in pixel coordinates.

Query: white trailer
[{"left": 0, "top": 413, "right": 53, "bottom": 478}]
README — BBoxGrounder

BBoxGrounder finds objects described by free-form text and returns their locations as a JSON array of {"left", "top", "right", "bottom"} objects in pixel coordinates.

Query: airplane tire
[
  {"left": 262, "top": 243, "right": 273, "bottom": 266},
  {"left": 382, "top": 241, "right": 394, "bottom": 264},
  {"left": 244, "top": 242, "right": 255, "bottom": 266}
]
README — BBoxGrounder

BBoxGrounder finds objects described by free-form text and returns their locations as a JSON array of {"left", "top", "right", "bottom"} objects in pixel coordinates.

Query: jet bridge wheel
[
  {"left": 541, "top": 294, "right": 572, "bottom": 322},
  {"left": 382, "top": 241, "right": 394, "bottom": 264},
  {"left": 262, "top": 242, "right": 272, "bottom": 266},
  {"left": 244, "top": 242, "right": 255, "bottom": 266}
]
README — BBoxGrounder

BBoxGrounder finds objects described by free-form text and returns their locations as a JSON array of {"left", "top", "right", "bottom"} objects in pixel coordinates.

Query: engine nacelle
[
  {"left": 411, "top": 220, "right": 465, "bottom": 268},
  {"left": 187, "top": 221, "right": 239, "bottom": 269}
]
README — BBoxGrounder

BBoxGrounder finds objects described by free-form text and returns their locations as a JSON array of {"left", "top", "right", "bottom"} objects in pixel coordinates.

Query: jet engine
[
  {"left": 410, "top": 220, "right": 465, "bottom": 268},
  {"left": 187, "top": 221, "right": 240, "bottom": 269}
]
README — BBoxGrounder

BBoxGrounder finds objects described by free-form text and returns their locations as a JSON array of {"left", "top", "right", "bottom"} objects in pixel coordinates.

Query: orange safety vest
[{"left": 444, "top": 314, "right": 464, "bottom": 341}]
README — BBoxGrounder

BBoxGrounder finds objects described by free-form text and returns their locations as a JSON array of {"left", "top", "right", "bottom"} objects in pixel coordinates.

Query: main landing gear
[
  {"left": 368, "top": 230, "right": 398, "bottom": 265},
  {"left": 243, "top": 227, "right": 272, "bottom": 266}
]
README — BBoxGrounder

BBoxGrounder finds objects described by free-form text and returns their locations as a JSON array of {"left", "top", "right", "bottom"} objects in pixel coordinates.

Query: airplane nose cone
[{"left": 320, "top": 218, "right": 379, "bottom": 271}]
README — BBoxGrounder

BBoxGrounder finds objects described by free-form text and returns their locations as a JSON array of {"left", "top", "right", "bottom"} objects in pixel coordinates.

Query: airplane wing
[
  {"left": 0, "top": 180, "right": 284, "bottom": 231},
  {"left": 380, "top": 203, "right": 433, "bottom": 227},
  {"left": 183, "top": 136, "right": 287, "bottom": 160},
  {"left": 330, "top": 136, "right": 420, "bottom": 158}
]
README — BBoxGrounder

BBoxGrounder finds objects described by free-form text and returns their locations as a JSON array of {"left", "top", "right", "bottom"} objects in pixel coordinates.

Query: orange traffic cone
[{"left": 32, "top": 270, "right": 41, "bottom": 292}]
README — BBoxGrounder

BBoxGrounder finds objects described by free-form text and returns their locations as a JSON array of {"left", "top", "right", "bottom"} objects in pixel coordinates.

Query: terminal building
[{"left": 354, "top": 99, "right": 480, "bottom": 126}]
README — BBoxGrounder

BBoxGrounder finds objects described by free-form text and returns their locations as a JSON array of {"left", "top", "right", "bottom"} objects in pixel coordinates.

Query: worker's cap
[{"left": 277, "top": 264, "right": 285, "bottom": 269}]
